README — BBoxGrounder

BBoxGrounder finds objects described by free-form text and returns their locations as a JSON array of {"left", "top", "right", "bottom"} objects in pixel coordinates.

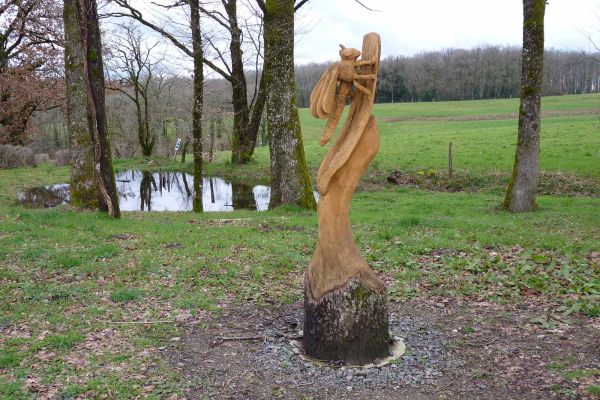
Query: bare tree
[
  {"left": 108, "top": 0, "right": 205, "bottom": 211},
  {"left": 201, "top": 0, "right": 266, "bottom": 164},
  {"left": 75, "top": 0, "right": 120, "bottom": 218},
  {"left": 107, "top": 23, "right": 159, "bottom": 157},
  {"left": 108, "top": 0, "right": 265, "bottom": 164},
  {"left": 503, "top": 0, "right": 546, "bottom": 212},
  {"left": 190, "top": 0, "right": 204, "bottom": 212}
]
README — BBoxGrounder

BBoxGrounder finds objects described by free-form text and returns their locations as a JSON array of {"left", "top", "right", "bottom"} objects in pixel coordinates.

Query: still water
[{"left": 18, "top": 170, "right": 318, "bottom": 212}]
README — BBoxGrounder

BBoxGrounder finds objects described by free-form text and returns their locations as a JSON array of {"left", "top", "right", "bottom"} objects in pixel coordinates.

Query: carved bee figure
[{"left": 310, "top": 45, "right": 377, "bottom": 146}]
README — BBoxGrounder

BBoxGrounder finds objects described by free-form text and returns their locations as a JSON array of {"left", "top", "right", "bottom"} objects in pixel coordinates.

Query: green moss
[
  {"left": 524, "top": 0, "right": 546, "bottom": 30},
  {"left": 351, "top": 283, "right": 371, "bottom": 302},
  {"left": 264, "top": 0, "right": 315, "bottom": 210}
]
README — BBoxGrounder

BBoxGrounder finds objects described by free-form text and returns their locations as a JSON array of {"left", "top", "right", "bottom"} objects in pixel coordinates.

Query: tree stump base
[{"left": 303, "top": 276, "right": 389, "bottom": 364}]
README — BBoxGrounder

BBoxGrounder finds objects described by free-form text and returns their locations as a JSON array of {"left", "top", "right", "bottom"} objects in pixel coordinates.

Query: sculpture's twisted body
[{"left": 304, "top": 33, "right": 389, "bottom": 364}]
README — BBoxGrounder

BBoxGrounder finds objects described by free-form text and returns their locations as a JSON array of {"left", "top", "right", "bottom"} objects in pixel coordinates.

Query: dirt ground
[{"left": 166, "top": 299, "right": 600, "bottom": 400}]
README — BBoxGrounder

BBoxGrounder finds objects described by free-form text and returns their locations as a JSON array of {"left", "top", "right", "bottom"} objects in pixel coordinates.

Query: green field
[
  {"left": 0, "top": 94, "right": 599, "bottom": 398},
  {"left": 206, "top": 93, "right": 600, "bottom": 182}
]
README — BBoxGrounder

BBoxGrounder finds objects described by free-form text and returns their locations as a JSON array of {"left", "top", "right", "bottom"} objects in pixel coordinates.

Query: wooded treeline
[
  {"left": 24, "top": 45, "right": 600, "bottom": 159},
  {"left": 296, "top": 46, "right": 600, "bottom": 106}
]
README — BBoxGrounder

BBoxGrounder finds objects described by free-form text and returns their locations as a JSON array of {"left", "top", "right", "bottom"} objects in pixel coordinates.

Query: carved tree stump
[{"left": 304, "top": 33, "right": 389, "bottom": 364}]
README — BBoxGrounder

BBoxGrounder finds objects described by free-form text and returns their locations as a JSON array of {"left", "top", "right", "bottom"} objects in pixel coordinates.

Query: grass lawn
[
  {"left": 205, "top": 93, "right": 600, "bottom": 178},
  {"left": 0, "top": 94, "right": 599, "bottom": 399}
]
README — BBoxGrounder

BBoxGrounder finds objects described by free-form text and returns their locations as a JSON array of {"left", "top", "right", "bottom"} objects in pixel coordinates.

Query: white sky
[{"left": 294, "top": 0, "right": 600, "bottom": 64}]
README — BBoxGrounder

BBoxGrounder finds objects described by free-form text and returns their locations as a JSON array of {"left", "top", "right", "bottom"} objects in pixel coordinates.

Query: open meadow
[{"left": 1, "top": 94, "right": 599, "bottom": 399}]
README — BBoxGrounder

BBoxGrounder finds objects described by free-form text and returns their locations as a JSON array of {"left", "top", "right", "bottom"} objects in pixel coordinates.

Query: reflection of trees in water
[
  {"left": 231, "top": 181, "right": 253, "bottom": 209},
  {"left": 253, "top": 185, "right": 271, "bottom": 211},
  {"left": 18, "top": 185, "right": 69, "bottom": 208},
  {"left": 209, "top": 177, "right": 215, "bottom": 204},
  {"left": 140, "top": 171, "right": 156, "bottom": 211},
  {"left": 181, "top": 173, "right": 192, "bottom": 197},
  {"left": 23, "top": 170, "right": 281, "bottom": 212}
]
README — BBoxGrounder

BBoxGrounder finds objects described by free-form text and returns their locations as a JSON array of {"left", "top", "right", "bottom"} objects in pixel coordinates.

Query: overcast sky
[{"left": 294, "top": 0, "right": 600, "bottom": 64}]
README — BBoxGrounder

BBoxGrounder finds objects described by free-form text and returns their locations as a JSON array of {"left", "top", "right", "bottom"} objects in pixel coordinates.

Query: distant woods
[
  {"left": 111, "top": 45, "right": 597, "bottom": 151},
  {"left": 296, "top": 47, "right": 600, "bottom": 106}
]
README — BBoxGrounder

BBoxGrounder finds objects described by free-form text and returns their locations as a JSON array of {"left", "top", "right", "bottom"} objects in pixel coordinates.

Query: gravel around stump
[
  {"left": 252, "top": 309, "right": 461, "bottom": 391},
  {"left": 170, "top": 303, "right": 462, "bottom": 398},
  {"left": 169, "top": 300, "right": 600, "bottom": 399}
]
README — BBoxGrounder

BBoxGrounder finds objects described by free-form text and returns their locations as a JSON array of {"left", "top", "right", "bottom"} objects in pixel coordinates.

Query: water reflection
[
  {"left": 18, "top": 170, "right": 317, "bottom": 212},
  {"left": 117, "top": 171, "right": 278, "bottom": 212},
  {"left": 17, "top": 184, "right": 70, "bottom": 208}
]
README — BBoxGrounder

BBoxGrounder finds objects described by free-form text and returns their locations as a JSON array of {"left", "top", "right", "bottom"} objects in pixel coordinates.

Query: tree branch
[
  {"left": 255, "top": 0, "right": 266, "bottom": 14},
  {"left": 108, "top": 0, "right": 234, "bottom": 82},
  {"left": 353, "top": 0, "right": 381, "bottom": 12},
  {"left": 294, "top": 0, "right": 309, "bottom": 12}
]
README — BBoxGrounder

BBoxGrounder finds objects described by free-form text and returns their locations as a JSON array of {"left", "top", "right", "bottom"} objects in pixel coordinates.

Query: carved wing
[
  {"left": 317, "top": 33, "right": 381, "bottom": 195},
  {"left": 310, "top": 64, "right": 338, "bottom": 119}
]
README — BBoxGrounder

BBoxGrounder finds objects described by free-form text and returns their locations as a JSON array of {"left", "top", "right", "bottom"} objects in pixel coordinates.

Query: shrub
[
  {"left": 33, "top": 153, "right": 50, "bottom": 164},
  {"left": 0, "top": 144, "right": 35, "bottom": 169},
  {"left": 54, "top": 149, "right": 69, "bottom": 166}
]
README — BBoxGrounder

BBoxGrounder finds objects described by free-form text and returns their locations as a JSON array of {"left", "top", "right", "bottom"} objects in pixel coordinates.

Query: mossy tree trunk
[
  {"left": 190, "top": 0, "right": 204, "bottom": 212},
  {"left": 181, "top": 136, "right": 190, "bottom": 163},
  {"left": 75, "top": 0, "right": 120, "bottom": 218},
  {"left": 64, "top": 0, "right": 97, "bottom": 209},
  {"left": 503, "top": 0, "right": 546, "bottom": 212},
  {"left": 223, "top": 0, "right": 267, "bottom": 164},
  {"left": 262, "top": 0, "right": 315, "bottom": 209}
]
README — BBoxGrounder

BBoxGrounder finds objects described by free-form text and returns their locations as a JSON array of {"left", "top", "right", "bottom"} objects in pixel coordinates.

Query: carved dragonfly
[{"left": 310, "top": 45, "right": 377, "bottom": 145}]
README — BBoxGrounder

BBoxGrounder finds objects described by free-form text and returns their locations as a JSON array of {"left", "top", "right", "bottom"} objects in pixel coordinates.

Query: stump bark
[{"left": 304, "top": 277, "right": 389, "bottom": 363}]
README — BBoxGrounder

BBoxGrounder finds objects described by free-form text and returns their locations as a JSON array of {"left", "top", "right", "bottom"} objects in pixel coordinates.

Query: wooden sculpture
[{"left": 304, "top": 33, "right": 389, "bottom": 363}]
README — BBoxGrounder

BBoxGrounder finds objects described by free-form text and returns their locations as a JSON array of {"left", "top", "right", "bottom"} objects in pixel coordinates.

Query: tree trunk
[
  {"left": 190, "top": 0, "right": 204, "bottom": 212},
  {"left": 141, "top": 85, "right": 154, "bottom": 156},
  {"left": 263, "top": 0, "right": 315, "bottom": 209},
  {"left": 181, "top": 136, "right": 190, "bottom": 163},
  {"left": 503, "top": 0, "right": 546, "bottom": 212},
  {"left": 134, "top": 89, "right": 148, "bottom": 157},
  {"left": 75, "top": 0, "right": 120, "bottom": 218},
  {"left": 221, "top": 0, "right": 266, "bottom": 165},
  {"left": 304, "top": 33, "right": 388, "bottom": 364},
  {"left": 226, "top": 0, "right": 250, "bottom": 164},
  {"left": 209, "top": 119, "right": 215, "bottom": 162},
  {"left": 64, "top": 0, "right": 97, "bottom": 209}
]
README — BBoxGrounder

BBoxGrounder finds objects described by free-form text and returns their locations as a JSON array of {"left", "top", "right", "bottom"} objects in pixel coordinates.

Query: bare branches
[
  {"left": 0, "top": 0, "right": 63, "bottom": 144},
  {"left": 108, "top": 0, "right": 234, "bottom": 81},
  {"left": 294, "top": 0, "right": 309, "bottom": 12},
  {"left": 198, "top": 5, "right": 230, "bottom": 30},
  {"left": 107, "top": 1, "right": 193, "bottom": 57},
  {"left": 255, "top": 0, "right": 266, "bottom": 14},
  {"left": 353, "top": 0, "right": 381, "bottom": 12}
]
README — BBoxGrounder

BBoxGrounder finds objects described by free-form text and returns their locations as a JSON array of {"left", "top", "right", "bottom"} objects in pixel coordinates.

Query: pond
[{"left": 17, "top": 170, "right": 318, "bottom": 212}]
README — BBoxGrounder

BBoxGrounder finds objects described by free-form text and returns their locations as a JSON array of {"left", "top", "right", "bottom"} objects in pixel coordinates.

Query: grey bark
[
  {"left": 190, "top": 0, "right": 204, "bottom": 213},
  {"left": 64, "top": 0, "right": 97, "bottom": 209},
  {"left": 503, "top": 0, "right": 546, "bottom": 212},
  {"left": 76, "top": 0, "right": 120, "bottom": 218},
  {"left": 263, "top": 0, "right": 315, "bottom": 209}
]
